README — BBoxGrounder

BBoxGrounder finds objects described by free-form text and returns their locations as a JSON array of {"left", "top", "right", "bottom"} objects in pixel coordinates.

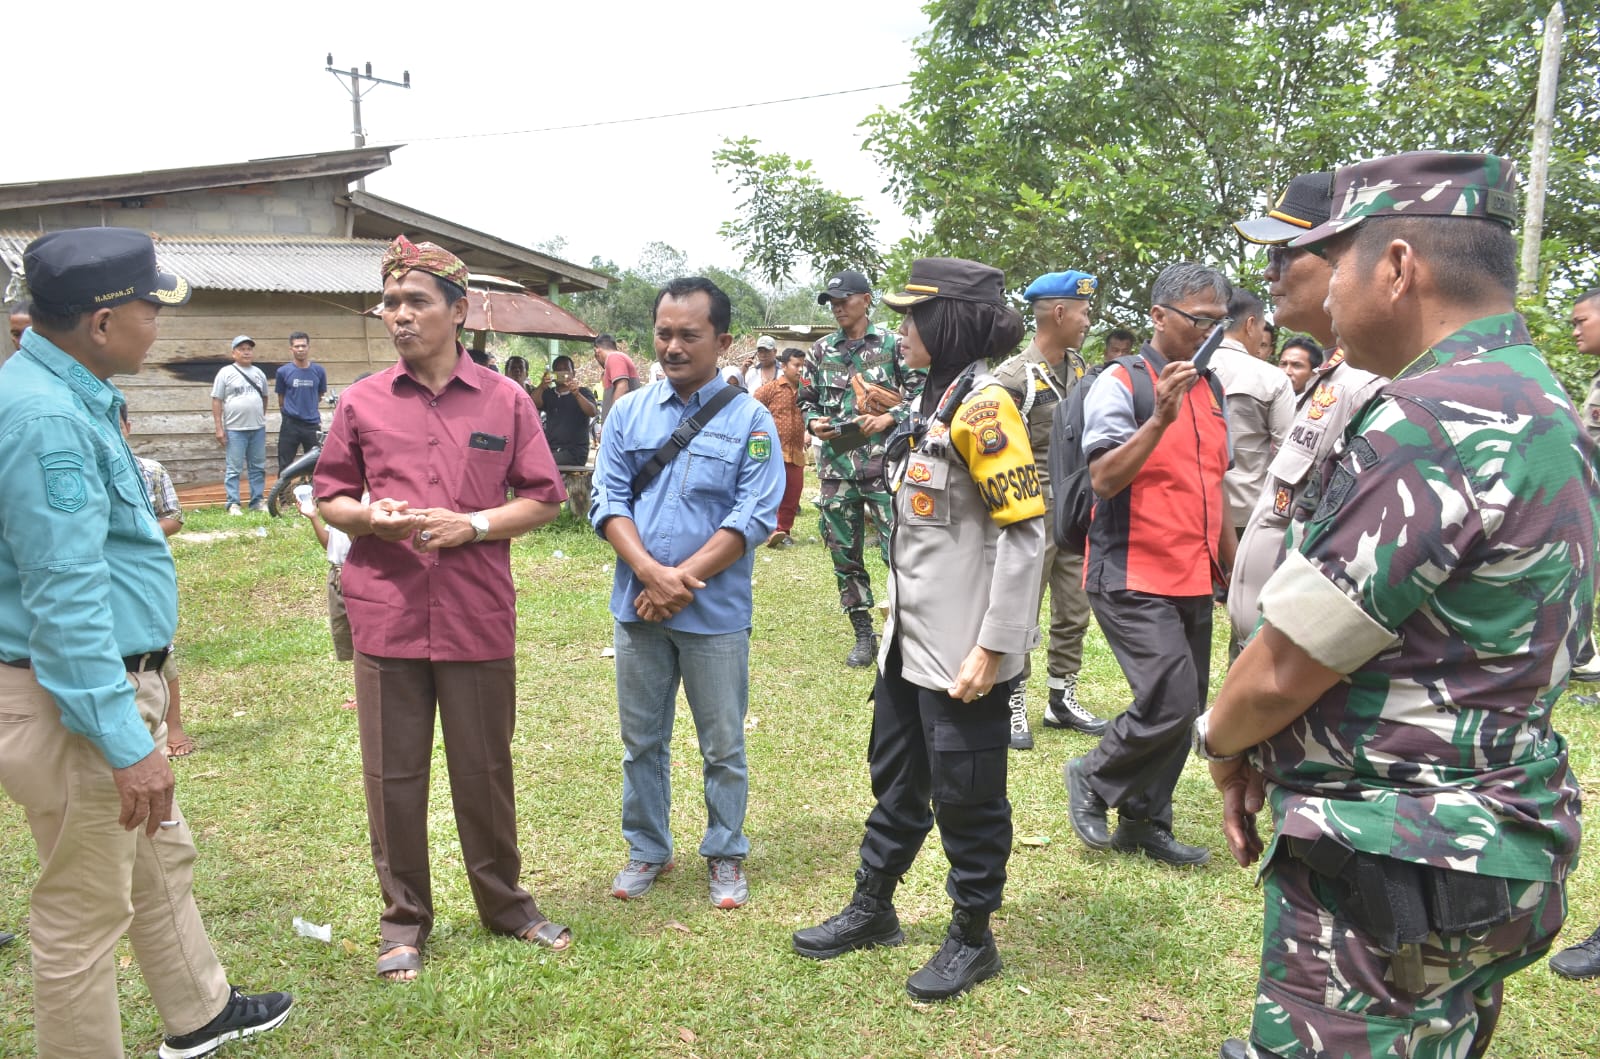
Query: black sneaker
[{"left": 159, "top": 986, "right": 293, "bottom": 1059}]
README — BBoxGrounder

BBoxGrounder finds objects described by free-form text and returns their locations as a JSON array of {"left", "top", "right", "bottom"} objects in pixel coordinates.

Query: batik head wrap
[{"left": 381, "top": 234, "right": 470, "bottom": 289}]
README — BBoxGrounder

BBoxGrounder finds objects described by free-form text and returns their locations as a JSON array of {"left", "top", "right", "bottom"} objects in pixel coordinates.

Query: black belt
[{"left": 3, "top": 647, "right": 171, "bottom": 673}]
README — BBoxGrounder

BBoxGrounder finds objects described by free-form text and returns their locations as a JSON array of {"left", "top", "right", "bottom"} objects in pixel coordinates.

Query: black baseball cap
[
  {"left": 881, "top": 257, "right": 1006, "bottom": 311},
  {"left": 816, "top": 269, "right": 873, "bottom": 305},
  {"left": 22, "top": 228, "right": 190, "bottom": 314},
  {"left": 1233, "top": 172, "right": 1334, "bottom": 246}
]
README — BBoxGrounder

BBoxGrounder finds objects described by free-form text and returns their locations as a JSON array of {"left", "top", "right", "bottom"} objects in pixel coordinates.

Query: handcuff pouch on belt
[{"left": 1286, "top": 833, "right": 1513, "bottom": 993}]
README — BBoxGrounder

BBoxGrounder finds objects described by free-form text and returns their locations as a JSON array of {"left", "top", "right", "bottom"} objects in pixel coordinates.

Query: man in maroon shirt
[{"left": 314, "top": 236, "right": 569, "bottom": 981}]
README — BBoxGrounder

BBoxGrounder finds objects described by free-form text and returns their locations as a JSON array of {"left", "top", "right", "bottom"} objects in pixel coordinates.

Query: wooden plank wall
[{"left": 122, "top": 289, "right": 396, "bottom": 485}]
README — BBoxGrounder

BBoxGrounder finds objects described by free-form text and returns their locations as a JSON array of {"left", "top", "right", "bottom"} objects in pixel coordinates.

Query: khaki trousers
[
  {"left": 1020, "top": 501, "right": 1093, "bottom": 684},
  {"left": 0, "top": 665, "right": 228, "bottom": 1058}
]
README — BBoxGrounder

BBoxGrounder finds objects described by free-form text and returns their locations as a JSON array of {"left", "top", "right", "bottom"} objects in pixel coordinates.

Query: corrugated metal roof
[{"left": 0, "top": 232, "right": 389, "bottom": 294}]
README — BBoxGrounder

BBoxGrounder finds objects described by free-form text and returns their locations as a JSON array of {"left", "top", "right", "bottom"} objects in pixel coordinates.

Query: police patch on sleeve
[
  {"left": 40, "top": 450, "right": 88, "bottom": 513},
  {"left": 952, "top": 383, "right": 1045, "bottom": 527},
  {"left": 748, "top": 430, "right": 771, "bottom": 462}
]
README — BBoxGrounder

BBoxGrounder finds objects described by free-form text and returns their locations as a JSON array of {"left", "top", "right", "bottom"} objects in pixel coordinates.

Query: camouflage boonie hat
[{"left": 1290, "top": 151, "right": 1519, "bottom": 250}]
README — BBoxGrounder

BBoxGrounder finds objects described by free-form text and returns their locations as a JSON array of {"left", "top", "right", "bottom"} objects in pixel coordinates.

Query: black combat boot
[
  {"left": 905, "top": 908, "right": 1002, "bottom": 1000},
  {"left": 845, "top": 610, "right": 878, "bottom": 668},
  {"left": 792, "top": 866, "right": 903, "bottom": 960}
]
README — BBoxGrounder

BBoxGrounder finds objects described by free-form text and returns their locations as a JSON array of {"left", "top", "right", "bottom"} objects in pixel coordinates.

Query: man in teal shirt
[{"left": 0, "top": 228, "right": 291, "bottom": 1058}]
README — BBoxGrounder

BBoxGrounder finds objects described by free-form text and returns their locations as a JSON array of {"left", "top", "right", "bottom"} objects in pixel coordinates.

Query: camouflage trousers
[
  {"left": 816, "top": 475, "right": 891, "bottom": 614},
  {"left": 1244, "top": 849, "right": 1565, "bottom": 1059}
]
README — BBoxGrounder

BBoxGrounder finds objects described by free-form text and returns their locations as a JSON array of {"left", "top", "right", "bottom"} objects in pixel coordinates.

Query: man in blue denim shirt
[
  {"left": 591, "top": 276, "right": 784, "bottom": 910},
  {"left": 0, "top": 228, "right": 291, "bottom": 1058}
]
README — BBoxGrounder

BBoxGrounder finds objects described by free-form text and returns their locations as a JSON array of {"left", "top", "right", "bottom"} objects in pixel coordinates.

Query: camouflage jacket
[
  {"left": 1255, "top": 313, "right": 1597, "bottom": 882},
  {"left": 798, "top": 323, "right": 924, "bottom": 481},
  {"left": 991, "top": 339, "right": 1086, "bottom": 498}
]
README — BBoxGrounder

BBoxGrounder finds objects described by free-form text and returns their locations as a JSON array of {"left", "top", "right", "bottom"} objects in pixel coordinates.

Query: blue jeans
[
  {"left": 614, "top": 620, "right": 750, "bottom": 862},
  {"left": 224, "top": 427, "right": 266, "bottom": 505}
]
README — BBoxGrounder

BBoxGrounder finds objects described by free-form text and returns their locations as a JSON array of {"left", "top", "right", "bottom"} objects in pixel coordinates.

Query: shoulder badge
[
  {"left": 958, "top": 399, "right": 1000, "bottom": 426},
  {"left": 40, "top": 450, "right": 88, "bottom": 513},
  {"left": 747, "top": 430, "right": 771, "bottom": 462},
  {"left": 1305, "top": 383, "right": 1338, "bottom": 421}
]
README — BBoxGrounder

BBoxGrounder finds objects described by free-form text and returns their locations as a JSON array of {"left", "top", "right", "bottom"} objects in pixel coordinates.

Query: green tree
[
  {"left": 864, "top": 0, "right": 1600, "bottom": 337},
  {"left": 713, "top": 136, "right": 886, "bottom": 287}
]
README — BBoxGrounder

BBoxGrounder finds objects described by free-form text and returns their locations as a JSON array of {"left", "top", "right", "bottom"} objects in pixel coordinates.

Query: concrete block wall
[{"left": 0, "top": 176, "right": 347, "bottom": 238}]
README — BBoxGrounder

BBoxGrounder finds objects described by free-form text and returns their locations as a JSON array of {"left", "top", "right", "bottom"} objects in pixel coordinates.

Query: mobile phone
[{"left": 1191, "top": 323, "right": 1227, "bottom": 375}]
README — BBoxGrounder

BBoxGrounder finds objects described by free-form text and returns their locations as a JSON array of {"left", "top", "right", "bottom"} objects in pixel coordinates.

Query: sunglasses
[
  {"left": 1266, "top": 245, "right": 1311, "bottom": 271},
  {"left": 1158, "top": 304, "right": 1232, "bottom": 331}
]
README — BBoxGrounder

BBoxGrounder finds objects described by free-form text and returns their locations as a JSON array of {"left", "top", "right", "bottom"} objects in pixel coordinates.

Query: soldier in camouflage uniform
[
  {"left": 799, "top": 269, "right": 924, "bottom": 666},
  {"left": 991, "top": 270, "right": 1107, "bottom": 748},
  {"left": 1195, "top": 152, "right": 1599, "bottom": 1059}
]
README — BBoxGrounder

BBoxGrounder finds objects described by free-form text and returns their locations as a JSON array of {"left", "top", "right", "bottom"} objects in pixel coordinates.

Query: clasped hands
[
  {"left": 367, "top": 497, "right": 472, "bottom": 552},
  {"left": 633, "top": 560, "right": 705, "bottom": 623}
]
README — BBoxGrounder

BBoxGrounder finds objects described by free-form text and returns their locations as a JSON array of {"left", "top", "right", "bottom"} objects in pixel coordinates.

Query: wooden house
[{"left": 0, "top": 146, "right": 609, "bottom": 485}]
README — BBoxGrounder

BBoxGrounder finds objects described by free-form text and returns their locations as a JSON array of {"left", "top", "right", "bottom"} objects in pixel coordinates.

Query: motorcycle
[{"left": 267, "top": 432, "right": 324, "bottom": 517}]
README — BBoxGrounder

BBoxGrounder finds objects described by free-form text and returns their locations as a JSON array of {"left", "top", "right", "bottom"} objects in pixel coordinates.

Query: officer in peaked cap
[
  {"left": 1201, "top": 152, "right": 1597, "bottom": 1059},
  {"left": 0, "top": 227, "right": 295, "bottom": 1055},
  {"left": 795, "top": 255, "right": 1041, "bottom": 1003},
  {"left": 991, "top": 269, "right": 1106, "bottom": 749}
]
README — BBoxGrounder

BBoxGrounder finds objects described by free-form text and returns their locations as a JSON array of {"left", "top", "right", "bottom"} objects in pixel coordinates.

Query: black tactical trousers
[
  {"left": 858, "top": 638, "right": 1013, "bottom": 913},
  {"left": 1082, "top": 589, "right": 1212, "bottom": 829}
]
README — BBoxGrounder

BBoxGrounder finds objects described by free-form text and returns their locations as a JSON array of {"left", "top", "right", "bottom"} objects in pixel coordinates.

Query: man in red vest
[{"left": 1064, "top": 262, "right": 1233, "bottom": 866}]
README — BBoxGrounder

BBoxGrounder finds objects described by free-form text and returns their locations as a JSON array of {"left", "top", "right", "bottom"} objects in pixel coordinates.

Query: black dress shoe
[
  {"left": 0, "top": 929, "right": 14, "bottom": 948},
  {"left": 1063, "top": 757, "right": 1110, "bottom": 849},
  {"left": 1219, "top": 1039, "right": 1250, "bottom": 1059},
  {"left": 1109, "top": 819, "right": 1210, "bottom": 866},
  {"left": 1549, "top": 922, "right": 1600, "bottom": 979}
]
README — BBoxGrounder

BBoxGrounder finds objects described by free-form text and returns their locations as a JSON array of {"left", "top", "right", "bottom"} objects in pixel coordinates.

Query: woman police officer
[{"left": 791, "top": 258, "right": 1045, "bottom": 1000}]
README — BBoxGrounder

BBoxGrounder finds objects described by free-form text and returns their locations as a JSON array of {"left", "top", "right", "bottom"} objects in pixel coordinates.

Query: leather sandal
[
  {"left": 515, "top": 918, "right": 573, "bottom": 951},
  {"left": 376, "top": 941, "right": 421, "bottom": 981}
]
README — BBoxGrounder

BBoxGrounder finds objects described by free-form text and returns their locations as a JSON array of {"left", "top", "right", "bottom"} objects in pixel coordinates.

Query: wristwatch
[
  {"left": 469, "top": 511, "right": 490, "bottom": 543},
  {"left": 1191, "top": 710, "right": 1243, "bottom": 763}
]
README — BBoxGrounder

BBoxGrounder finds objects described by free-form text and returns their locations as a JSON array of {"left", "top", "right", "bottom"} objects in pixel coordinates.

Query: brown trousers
[
  {"left": 0, "top": 665, "right": 228, "bottom": 1058},
  {"left": 352, "top": 652, "right": 543, "bottom": 947}
]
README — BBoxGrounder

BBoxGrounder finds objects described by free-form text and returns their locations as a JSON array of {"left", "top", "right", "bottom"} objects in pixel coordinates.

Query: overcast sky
[{"left": 8, "top": 0, "right": 931, "bottom": 283}]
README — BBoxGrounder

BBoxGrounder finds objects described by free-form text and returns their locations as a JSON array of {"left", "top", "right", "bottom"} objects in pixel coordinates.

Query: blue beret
[{"left": 1023, "top": 270, "right": 1097, "bottom": 302}]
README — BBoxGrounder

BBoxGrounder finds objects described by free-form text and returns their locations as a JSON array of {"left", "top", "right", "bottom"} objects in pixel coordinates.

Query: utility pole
[
  {"left": 325, "top": 55, "right": 411, "bottom": 190},
  {"left": 1519, "top": 3, "right": 1564, "bottom": 299}
]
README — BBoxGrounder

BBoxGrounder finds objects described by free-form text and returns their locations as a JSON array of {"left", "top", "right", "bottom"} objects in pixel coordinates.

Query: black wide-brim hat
[
  {"left": 22, "top": 227, "right": 190, "bottom": 314},
  {"left": 882, "top": 257, "right": 1006, "bottom": 312}
]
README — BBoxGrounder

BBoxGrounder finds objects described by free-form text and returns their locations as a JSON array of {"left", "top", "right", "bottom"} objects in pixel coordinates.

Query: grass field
[{"left": 2, "top": 496, "right": 1599, "bottom": 1058}]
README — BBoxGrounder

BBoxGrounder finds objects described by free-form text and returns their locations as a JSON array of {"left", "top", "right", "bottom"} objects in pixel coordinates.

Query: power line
[{"left": 392, "top": 81, "right": 909, "bottom": 143}]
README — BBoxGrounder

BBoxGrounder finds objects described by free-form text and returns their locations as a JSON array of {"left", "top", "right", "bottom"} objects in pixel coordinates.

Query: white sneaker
[{"left": 226, "top": 503, "right": 242, "bottom": 516}]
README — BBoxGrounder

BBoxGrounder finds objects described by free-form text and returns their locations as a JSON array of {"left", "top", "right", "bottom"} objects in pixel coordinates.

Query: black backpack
[
  {"left": 1049, "top": 354, "right": 1151, "bottom": 553},
  {"left": 1047, "top": 351, "right": 1225, "bottom": 553}
]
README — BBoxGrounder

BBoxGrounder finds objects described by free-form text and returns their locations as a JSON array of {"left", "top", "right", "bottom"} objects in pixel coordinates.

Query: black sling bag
[{"left": 628, "top": 385, "right": 740, "bottom": 497}]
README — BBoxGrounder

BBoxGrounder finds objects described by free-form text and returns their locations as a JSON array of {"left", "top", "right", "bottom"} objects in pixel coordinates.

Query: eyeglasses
[
  {"left": 1158, "top": 304, "right": 1232, "bottom": 330},
  {"left": 1266, "top": 245, "right": 1309, "bottom": 272}
]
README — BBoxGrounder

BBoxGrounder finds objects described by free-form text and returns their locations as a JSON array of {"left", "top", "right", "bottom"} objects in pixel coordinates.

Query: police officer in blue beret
[
  {"left": 0, "top": 228, "right": 294, "bottom": 1056},
  {"left": 991, "top": 270, "right": 1108, "bottom": 749}
]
